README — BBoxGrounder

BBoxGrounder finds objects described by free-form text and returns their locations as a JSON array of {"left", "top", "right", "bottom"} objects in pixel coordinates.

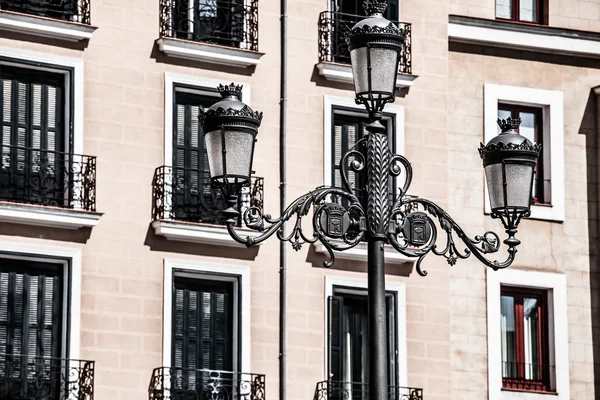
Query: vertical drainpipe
[{"left": 279, "top": 0, "right": 287, "bottom": 398}]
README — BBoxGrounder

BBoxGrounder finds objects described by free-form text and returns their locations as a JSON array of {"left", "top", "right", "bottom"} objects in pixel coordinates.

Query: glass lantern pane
[
  {"left": 204, "top": 129, "right": 224, "bottom": 179},
  {"left": 485, "top": 163, "right": 505, "bottom": 210},
  {"left": 350, "top": 47, "right": 369, "bottom": 96},
  {"left": 224, "top": 130, "right": 254, "bottom": 179},
  {"left": 506, "top": 163, "right": 534, "bottom": 209},
  {"left": 369, "top": 48, "right": 399, "bottom": 95}
]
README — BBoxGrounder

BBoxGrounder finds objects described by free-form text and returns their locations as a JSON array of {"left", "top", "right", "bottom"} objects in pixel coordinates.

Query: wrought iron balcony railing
[
  {"left": 0, "top": 354, "right": 95, "bottom": 400},
  {"left": 0, "top": 144, "right": 97, "bottom": 211},
  {"left": 148, "top": 367, "right": 266, "bottom": 400},
  {"left": 159, "top": 0, "right": 259, "bottom": 51},
  {"left": 0, "top": 0, "right": 91, "bottom": 24},
  {"left": 314, "top": 381, "right": 423, "bottom": 400},
  {"left": 318, "top": 11, "right": 412, "bottom": 74},
  {"left": 502, "top": 362, "right": 554, "bottom": 393},
  {"left": 152, "top": 165, "right": 264, "bottom": 227}
]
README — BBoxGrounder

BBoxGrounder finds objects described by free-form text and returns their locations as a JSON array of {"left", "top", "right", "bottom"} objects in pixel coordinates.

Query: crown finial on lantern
[
  {"left": 217, "top": 83, "right": 243, "bottom": 100},
  {"left": 363, "top": 0, "right": 387, "bottom": 15},
  {"left": 497, "top": 117, "right": 521, "bottom": 133}
]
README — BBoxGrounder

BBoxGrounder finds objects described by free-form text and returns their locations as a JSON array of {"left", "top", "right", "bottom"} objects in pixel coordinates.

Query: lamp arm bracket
[
  {"left": 226, "top": 186, "right": 366, "bottom": 267},
  {"left": 388, "top": 196, "right": 519, "bottom": 276}
]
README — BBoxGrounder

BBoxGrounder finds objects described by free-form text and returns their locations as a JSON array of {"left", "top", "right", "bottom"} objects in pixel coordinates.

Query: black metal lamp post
[{"left": 200, "top": 2, "right": 540, "bottom": 399}]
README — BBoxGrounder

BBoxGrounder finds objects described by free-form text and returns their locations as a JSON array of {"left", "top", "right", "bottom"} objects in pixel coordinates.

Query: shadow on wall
[
  {"left": 582, "top": 89, "right": 600, "bottom": 396},
  {"left": 143, "top": 223, "right": 260, "bottom": 260},
  {"left": 0, "top": 222, "right": 92, "bottom": 243}
]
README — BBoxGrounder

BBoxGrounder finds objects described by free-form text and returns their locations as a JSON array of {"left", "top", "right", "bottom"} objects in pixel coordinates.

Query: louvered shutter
[
  {"left": 332, "top": 113, "right": 366, "bottom": 206},
  {"left": 172, "top": 278, "right": 234, "bottom": 389},
  {"left": 0, "top": 259, "right": 62, "bottom": 363},
  {"left": 0, "top": 67, "right": 64, "bottom": 206},
  {"left": 172, "top": 91, "right": 217, "bottom": 222},
  {"left": 327, "top": 295, "right": 344, "bottom": 382}
]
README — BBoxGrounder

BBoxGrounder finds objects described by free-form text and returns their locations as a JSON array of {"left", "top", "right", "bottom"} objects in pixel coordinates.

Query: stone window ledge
[
  {"left": 317, "top": 61, "right": 418, "bottom": 88},
  {"left": 449, "top": 14, "right": 600, "bottom": 58},
  {"left": 0, "top": 10, "right": 96, "bottom": 41},
  {"left": 0, "top": 202, "right": 102, "bottom": 229},
  {"left": 152, "top": 220, "right": 263, "bottom": 247},
  {"left": 156, "top": 37, "right": 264, "bottom": 68}
]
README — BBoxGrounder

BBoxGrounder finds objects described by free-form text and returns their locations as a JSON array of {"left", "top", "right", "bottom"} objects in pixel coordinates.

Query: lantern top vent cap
[
  {"left": 363, "top": 0, "right": 387, "bottom": 15},
  {"left": 478, "top": 117, "right": 541, "bottom": 163},
  {"left": 200, "top": 82, "right": 263, "bottom": 130}
]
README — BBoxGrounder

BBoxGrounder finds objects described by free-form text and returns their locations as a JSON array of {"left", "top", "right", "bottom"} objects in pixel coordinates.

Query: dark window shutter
[
  {"left": 327, "top": 295, "right": 344, "bottom": 381},
  {"left": 0, "top": 259, "right": 62, "bottom": 362},
  {"left": 172, "top": 277, "right": 235, "bottom": 388}
]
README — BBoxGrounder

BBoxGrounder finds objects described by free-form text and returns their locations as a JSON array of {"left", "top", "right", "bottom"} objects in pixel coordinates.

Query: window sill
[
  {"left": 152, "top": 220, "right": 264, "bottom": 247},
  {"left": 316, "top": 61, "right": 418, "bottom": 89},
  {"left": 313, "top": 241, "right": 416, "bottom": 264},
  {"left": 0, "top": 10, "right": 96, "bottom": 42},
  {"left": 156, "top": 37, "right": 265, "bottom": 68},
  {"left": 448, "top": 14, "right": 600, "bottom": 58},
  {"left": 0, "top": 202, "right": 102, "bottom": 229}
]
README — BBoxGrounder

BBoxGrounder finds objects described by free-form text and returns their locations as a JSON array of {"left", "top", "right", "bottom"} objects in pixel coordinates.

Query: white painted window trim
[
  {"left": 162, "top": 258, "right": 251, "bottom": 372},
  {"left": 0, "top": 46, "right": 84, "bottom": 156},
  {"left": 323, "top": 275, "right": 408, "bottom": 387},
  {"left": 484, "top": 84, "right": 565, "bottom": 222},
  {"left": 0, "top": 241, "right": 82, "bottom": 361},
  {"left": 163, "top": 72, "right": 251, "bottom": 167},
  {"left": 448, "top": 18, "right": 600, "bottom": 59},
  {"left": 486, "top": 268, "right": 569, "bottom": 400}
]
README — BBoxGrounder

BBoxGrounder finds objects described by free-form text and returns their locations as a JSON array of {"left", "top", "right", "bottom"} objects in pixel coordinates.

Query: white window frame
[
  {"left": 486, "top": 268, "right": 569, "bottom": 400},
  {"left": 0, "top": 241, "right": 82, "bottom": 361},
  {"left": 324, "top": 275, "right": 408, "bottom": 388},
  {"left": 162, "top": 258, "right": 251, "bottom": 372},
  {"left": 484, "top": 84, "right": 564, "bottom": 222},
  {"left": 164, "top": 72, "right": 252, "bottom": 167}
]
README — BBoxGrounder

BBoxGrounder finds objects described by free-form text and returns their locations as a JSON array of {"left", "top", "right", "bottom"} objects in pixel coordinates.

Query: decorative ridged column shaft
[{"left": 366, "top": 120, "right": 391, "bottom": 238}]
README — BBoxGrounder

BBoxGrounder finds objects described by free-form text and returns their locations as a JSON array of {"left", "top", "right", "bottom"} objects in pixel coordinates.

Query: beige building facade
[{"left": 0, "top": 0, "right": 598, "bottom": 399}]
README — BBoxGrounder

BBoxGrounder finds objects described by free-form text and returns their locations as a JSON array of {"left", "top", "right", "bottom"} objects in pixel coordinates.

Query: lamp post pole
[{"left": 365, "top": 116, "right": 391, "bottom": 400}]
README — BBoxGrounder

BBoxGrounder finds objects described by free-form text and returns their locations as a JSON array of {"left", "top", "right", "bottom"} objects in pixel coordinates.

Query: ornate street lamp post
[{"left": 200, "top": 1, "right": 540, "bottom": 399}]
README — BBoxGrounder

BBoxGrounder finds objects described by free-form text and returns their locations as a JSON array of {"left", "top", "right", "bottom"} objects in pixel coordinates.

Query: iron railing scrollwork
[
  {"left": 0, "top": 354, "right": 95, "bottom": 400},
  {"left": 318, "top": 11, "right": 411, "bottom": 74},
  {"left": 313, "top": 381, "right": 423, "bottom": 400},
  {"left": 502, "top": 362, "right": 554, "bottom": 393},
  {"left": 0, "top": 144, "right": 97, "bottom": 211},
  {"left": 0, "top": 0, "right": 91, "bottom": 24},
  {"left": 159, "top": 0, "right": 259, "bottom": 51},
  {"left": 148, "top": 367, "right": 266, "bottom": 400},
  {"left": 152, "top": 165, "right": 263, "bottom": 227}
]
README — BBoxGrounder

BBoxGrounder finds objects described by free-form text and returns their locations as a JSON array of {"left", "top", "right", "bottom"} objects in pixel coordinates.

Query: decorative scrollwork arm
[
  {"left": 387, "top": 196, "right": 524, "bottom": 277},
  {"left": 225, "top": 187, "right": 367, "bottom": 267}
]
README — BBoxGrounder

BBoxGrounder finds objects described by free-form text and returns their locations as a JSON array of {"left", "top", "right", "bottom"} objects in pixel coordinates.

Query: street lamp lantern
[
  {"left": 200, "top": 83, "right": 263, "bottom": 194},
  {"left": 479, "top": 117, "right": 542, "bottom": 222},
  {"left": 347, "top": 0, "right": 406, "bottom": 115}
]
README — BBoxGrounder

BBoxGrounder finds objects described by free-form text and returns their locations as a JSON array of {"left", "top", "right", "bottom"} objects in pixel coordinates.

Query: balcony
[
  {"left": 317, "top": 12, "right": 415, "bottom": 87},
  {"left": 149, "top": 367, "right": 265, "bottom": 400},
  {"left": 151, "top": 165, "right": 265, "bottom": 247},
  {"left": 314, "top": 381, "right": 422, "bottom": 400},
  {"left": 502, "top": 362, "right": 555, "bottom": 393},
  {"left": 156, "top": 0, "right": 264, "bottom": 67},
  {"left": 0, "top": 145, "right": 101, "bottom": 229},
  {"left": 0, "top": 354, "right": 95, "bottom": 400},
  {"left": 0, "top": 0, "right": 95, "bottom": 41}
]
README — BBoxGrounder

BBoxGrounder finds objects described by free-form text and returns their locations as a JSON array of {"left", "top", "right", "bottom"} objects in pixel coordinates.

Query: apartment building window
[
  {"left": 171, "top": 276, "right": 238, "bottom": 391},
  {"left": 496, "top": 0, "right": 544, "bottom": 24},
  {"left": 331, "top": 108, "right": 396, "bottom": 206},
  {"left": 501, "top": 286, "right": 553, "bottom": 393},
  {"left": 327, "top": 289, "right": 397, "bottom": 390},
  {"left": 498, "top": 104, "right": 548, "bottom": 205}
]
